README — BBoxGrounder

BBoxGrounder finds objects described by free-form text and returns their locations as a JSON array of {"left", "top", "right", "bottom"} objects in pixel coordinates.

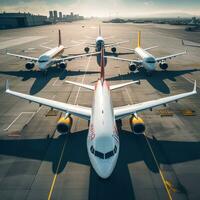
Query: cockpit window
[
  {"left": 90, "top": 145, "right": 117, "bottom": 159},
  {"left": 38, "top": 60, "right": 48, "bottom": 63},
  {"left": 146, "top": 59, "right": 156, "bottom": 64}
]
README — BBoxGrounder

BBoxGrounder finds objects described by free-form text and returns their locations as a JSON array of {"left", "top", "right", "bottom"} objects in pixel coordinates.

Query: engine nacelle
[
  {"left": 25, "top": 62, "right": 35, "bottom": 70},
  {"left": 56, "top": 116, "right": 73, "bottom": 134},
  {"left": 129, "top": 63, "right": 137, "bottom": 72},
  {"left": 111, "top": 47, "right": 117, "bottom": 53},
  {"left": 159, "top": 62, "right": 168, "bottom": 70},
  {"left": 59, "top": 62, "right": 66, "bottom": 69},
  {"left": 130, "top": 116, "right": 145, "bottom": 134},
  {"left": 84, "top": 47, "right": 90, "bottom": 53}
]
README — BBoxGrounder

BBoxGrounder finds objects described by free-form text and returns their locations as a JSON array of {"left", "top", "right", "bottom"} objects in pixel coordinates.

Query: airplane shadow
[
  {"left": 106, "top": 68, "right": 199, "bottom": 94},
  {"left": 0, "top": 67, "right": 99, "bottom": 95},
  {"left": 0, "top": 128, "right": 199, "bottom": 200}
]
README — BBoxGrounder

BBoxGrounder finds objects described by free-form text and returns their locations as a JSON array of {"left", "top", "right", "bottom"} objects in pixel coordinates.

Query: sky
[{"left": 0, "top": 0, "right": 200, "bottom": 18}]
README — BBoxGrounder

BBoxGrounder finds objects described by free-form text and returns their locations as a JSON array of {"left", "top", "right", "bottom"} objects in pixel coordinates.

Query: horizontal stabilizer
[
  {"left": 110, "top": 80, "right": 140, "bottom": 90},
  {"left": 65, "top": 80, "right": 94, "bottom": 90},
  {"left": 144, "top": 46, "right": 158, "bottom": 51}
]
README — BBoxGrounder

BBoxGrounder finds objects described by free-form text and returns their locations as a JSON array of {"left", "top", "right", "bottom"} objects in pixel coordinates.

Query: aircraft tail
[
  {"left": 137, "top": 31, "right": 141, "bottom": 48},
  {"left": 58, "top": 29, "right": 62, "bottom": 46},
  {"left": 100, "top": 45, "right": 105, "bottom": 81},
  {"left": 99, "top": 25, "right": 101, "bottom": 36}
]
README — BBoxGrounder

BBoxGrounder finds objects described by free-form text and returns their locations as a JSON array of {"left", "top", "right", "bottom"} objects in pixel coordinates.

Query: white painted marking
[
  {"left": 0, "top": 36, "right": 46, "bottom": 50},
  {"left": 74, "top": 56, "right": 92, "bottom": 104},
  {"left": 182, "top": 75, "right": 200, "bottom": 89},
  {"left": 4, "top": 95, "right": 56, "bottom": 131}
]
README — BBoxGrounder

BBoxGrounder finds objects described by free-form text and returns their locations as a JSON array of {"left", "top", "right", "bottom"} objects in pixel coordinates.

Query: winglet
[
  {"left": 193, "top": 80, "right": 197, "bottom": 93},
  {"left": 5, "top": 80, "right": 9, "bottom": 91}
]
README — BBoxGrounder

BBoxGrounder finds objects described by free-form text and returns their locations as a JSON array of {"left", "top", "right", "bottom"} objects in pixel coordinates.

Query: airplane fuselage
[
  {"left": 37, "top": 45, "right": 64, "bottom": 70},
  {"left": 87, "top": 80, "right": 119, "bottom": 178},
  {"left": 96, "top": 36, "right": 105, "bottom": 52},
  {"left": 135, "top": 47, "right": 156, "bottom": 72}
]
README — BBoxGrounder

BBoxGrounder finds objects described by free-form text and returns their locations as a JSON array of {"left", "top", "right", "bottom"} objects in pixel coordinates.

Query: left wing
[
  {"left": 105, "top": 40, "right": 129, "bottom": 47},
  {"left": 5, "top": 81, "right": 91, "bottom": 120},
  {"left": 52, "top": 51, "right": 100, "bottom": 63},
  {"left": 114, "top": 81, "right": 196, "bottom": 120},
  {"left": 156, "top": 51, "right": 186, "bottom": 62},
  {"left": 7, "top": 52, "right": 38, "bottom": 62}
]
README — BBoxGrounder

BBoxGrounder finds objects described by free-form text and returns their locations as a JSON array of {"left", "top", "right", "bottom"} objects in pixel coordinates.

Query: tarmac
[{"left": 0, "top": 19, "right": 200, "bottom": 200}]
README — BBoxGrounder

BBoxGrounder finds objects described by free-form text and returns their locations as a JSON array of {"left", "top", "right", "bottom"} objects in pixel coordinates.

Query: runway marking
[
  {"left": 3, "top": 112, "right": 35, "bottom": 131},
  {"left": 144, "top": 133, "right": 173, "bottom": 200},
  {"left": 118, "top": 67, "right": 173, "bottom": 200},
  {"left": 48, "top": 56, "right": 92, "bottom": 200},
  {"left": 182, "top": 75, "right": 200, "bottom": 89},
  {"left": 3, "top": 95, "right": 56, "bottom": 131}
]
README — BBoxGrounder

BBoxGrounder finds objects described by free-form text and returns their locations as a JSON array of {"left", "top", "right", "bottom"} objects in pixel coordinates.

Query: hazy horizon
[{"left": 0, "top": 0, "right": 200, "bottom": 18}]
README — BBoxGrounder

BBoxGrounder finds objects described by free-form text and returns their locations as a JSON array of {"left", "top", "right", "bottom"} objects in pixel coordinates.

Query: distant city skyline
[{"left": 0, "top": 0, "right": 200, "bottom": 18}]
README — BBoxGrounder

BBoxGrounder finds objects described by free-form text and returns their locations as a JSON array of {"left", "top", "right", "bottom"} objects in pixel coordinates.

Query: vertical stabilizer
[
  {"left": 58, "top": 29, "right": 62, "bottom": 46},
  {"left": 100, "top": 45, "right": 105, "bottom": 82},
  {"left": 138, "top": 31, "right": 141, "bottom": 48},
  {"left": 99, "top": 25, "right": 102, "bottom": 36}
]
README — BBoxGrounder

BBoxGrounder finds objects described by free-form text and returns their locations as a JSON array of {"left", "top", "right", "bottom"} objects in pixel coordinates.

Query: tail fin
[
  {"left": 137, "top": 31, "right": 141, "bottom": 48},
  {"left": 100, "top": 45, "right": 105, "bottom": 81},
  {"left": 99, "top": 25, "right": 101, "bottom": 36},
  {"left": 58, "top": 29, "right": 62, "bottom": 46}
]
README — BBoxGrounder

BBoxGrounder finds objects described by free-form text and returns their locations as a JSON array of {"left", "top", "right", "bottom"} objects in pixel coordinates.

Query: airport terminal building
[{"left": 0, "top": 12, "right": 48, "bottom": 29}]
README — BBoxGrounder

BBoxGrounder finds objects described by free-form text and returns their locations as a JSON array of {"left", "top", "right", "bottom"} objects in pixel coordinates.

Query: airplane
[
  {"left": 105, "top": 31, "right": 186, "bottom": 75},
  {"left": 7, "top": 30, "right": 99, "bottom": 73},
  {"left": 84, "top": 25, "right": 128, "bottom": 54},
  {"left": 5, "top": 46, "right": 197, "bottom": 178},
  {"left": 182, "top": 40, "right": 200, "bottom": 48}
]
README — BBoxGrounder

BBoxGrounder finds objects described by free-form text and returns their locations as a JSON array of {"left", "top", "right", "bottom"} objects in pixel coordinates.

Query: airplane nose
[
  {"left": 38, "top": 63, "right": 47, "bottom": 71},
  {"left": 95, "top": 161, "right": 114, "bottom": 179}
]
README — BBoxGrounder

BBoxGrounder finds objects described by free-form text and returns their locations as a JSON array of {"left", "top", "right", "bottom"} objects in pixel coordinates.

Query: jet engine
[
  {"left": 129, "top": 63, "right": 137, "bottom": 72},
  {"left": 84, "top": 47, "right": 90, "bottom": 53},
  {"left": 159, "top": 62, "right": 168, "bottom": 70},
  {"left": 130, "top": 115, "right": 145, "bottom": 134},
  {"left": 56, "top": 116, "right": 73, "bottom": 134},
  {"left": 25, "top": 62, "right": 35, "bottom": 70},
  {"left": 111, "top": 47, "right": 117, "bottom": 53},
  {"left": 59, "top": 62, "right": 66, "bottom": 69}
]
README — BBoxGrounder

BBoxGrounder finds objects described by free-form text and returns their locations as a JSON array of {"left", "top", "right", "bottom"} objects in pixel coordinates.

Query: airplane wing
[
  {"left": 52, "top": 52, "right": 100, "bottom": 63},
  {"left": 5, "top": 81, "right": 91, "bottom": 120},
  {"left": 144, "top": 46, "right": 158, "bottom": 51},
  {"left": 105, "top": 55, "right": 142, "bottom": 65},
  {"left": 65, "top": 80, "right": 95, "bottom": 91},
  {"left": 182, "top": 40, "right": 200, "bottom": 48},
  {"left": 104, "top": 40, "right": 129, "bottom": 47},
  {"left": 114, "top": 81, "right": 196, "bottom": 120},
  {"left": 7, "top": 52, "right": 38, "bottom": 62},
  {"left": 110, "top": 80, "right": 140, "bottom": 90},
  {"left": 156, "top": 51, "right": 186, "bottom": 62}
]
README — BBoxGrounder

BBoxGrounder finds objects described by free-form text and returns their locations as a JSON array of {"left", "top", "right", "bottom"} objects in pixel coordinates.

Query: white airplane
[
  {"left": 5, "top": 47, "right": 197, "bottom": 178},
  {"left": 7, "top": 30, "right": 98, "bottom": 72},
  {"left": 84, "top": 25, "right": 128, "bottom": 53},
  {"left": 182, "top": 40, "right": 200, "bottom": 48},
  {"left": 105, "top": 31, "right": 186, "bottom": 74}
]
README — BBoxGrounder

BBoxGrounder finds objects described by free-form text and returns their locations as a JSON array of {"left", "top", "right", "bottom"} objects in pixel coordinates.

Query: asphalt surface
[{"left": 0, "top": 20, "right": 200, "bottom": 200}]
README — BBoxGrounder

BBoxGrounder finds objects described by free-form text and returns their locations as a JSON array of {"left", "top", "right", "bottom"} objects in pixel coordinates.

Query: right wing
[
  {"left": 52, "top": 51, "right": 100, "bottom": 63},
  {"left": 7, "top": 52, "right": 38, "bottom": 62},
  {"left": 114, "top": 81, "right": 197, "bottom": 120},
  {"left": 5, "top": 81, "right": 91, "bottom": 120},
  {"left": 105, "top": 55, "right": 142, "bottom": 65},
  {"left": 104, "top": 40, "right": 129, "bottom": 47}
]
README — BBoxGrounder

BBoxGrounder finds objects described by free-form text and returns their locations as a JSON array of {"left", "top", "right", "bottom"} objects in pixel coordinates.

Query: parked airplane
[
  {"left": 84, "top": 25, "right": 128, "bottom": 53},
  {"left": 7, "top": 30, "right": 98, "bottom": 72},
  {"left": 5, "top": 46, "right": 197, "bottom": 178},
  {"left": 105, "top": 31, "right": 186, "bottom": 75},
  {"left": 182, "top": 40, "right": 200, "bottom": 48}
]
